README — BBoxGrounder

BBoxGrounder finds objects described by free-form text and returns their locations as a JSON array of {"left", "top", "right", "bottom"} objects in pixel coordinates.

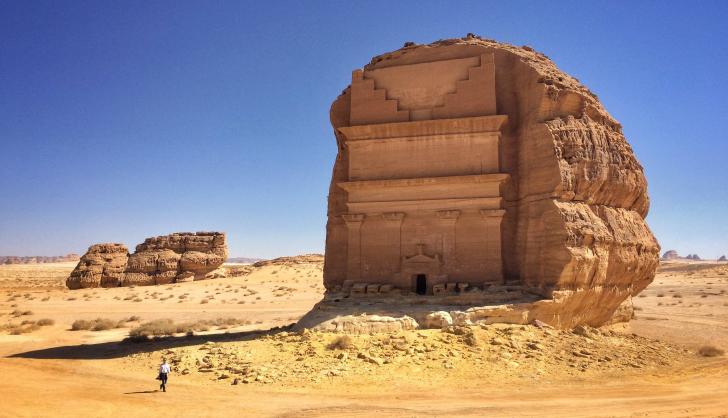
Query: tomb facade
[{"left": 320, "top": 36, "right": 659, "bottom": 328}]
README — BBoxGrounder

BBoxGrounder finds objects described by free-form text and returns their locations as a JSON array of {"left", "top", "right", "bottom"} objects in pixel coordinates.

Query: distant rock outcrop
[
  {"left": 66, "top": 232, "right": 228, "bottom": 289},
  {"left": 1, "top": 254, "right": 80, "bottom": 265},
  {"left": 227, "top": 257, "right": 265, "bottom": 264},
  {"left": 661, "top": 250, "right": 679, "bottom": 260},
  {"left": 686, "top": 254, "right": 702, "bottom": 261},
  {"left": 719, "top": 255, "right": 727, "bottom": 262}
]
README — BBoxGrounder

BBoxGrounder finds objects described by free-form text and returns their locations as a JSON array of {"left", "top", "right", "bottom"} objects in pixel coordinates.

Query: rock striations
[
  {"left": 66, "top": 232, "right": 227, "bottom": 289},
  {"left": 322, "top": 35, "right": 660, "bottom": 329}
]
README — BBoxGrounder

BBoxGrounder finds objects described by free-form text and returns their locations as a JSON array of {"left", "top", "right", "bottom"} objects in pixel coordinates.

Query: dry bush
[
  {"left": 128, "top": 319, "right": 179, "bottom": 340},
  {"left": 92, "top": 319, "right": 117, "bottom": 331},
  {"left": 698, "top": 345, "right": 725, "bottom": 357},
  {"left": 71, "top": 320, "right": 92, "bottom": 330},
  {"left": 200, "top": 299, "right": 209, "bottom": 304},
  {"left": 71, "top": 318, "right": 120, "bottom": 331},
  {"left": 36, "top": 318, "right": 54, "bottom": 326},
  {"left": 327, "top": 335, "right": 355, "bottom": 350},
  {"left": 673, "top": 294, "right": 683, "bottom": 298}
]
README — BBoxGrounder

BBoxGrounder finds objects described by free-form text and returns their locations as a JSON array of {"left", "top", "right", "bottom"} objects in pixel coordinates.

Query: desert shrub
[
  {"left": 71, "top": 320, "right": 92, "bottom": 330},
  {"left": 672, "top": 294, "right": 683, "bottom": 298},
  {"left": 7, "top": 322, "right": 41, "bottom": 334},
  {"left": 656, "top": 293, "right": 665, "bottom": 298},
  {"left": 200, "top": 299, "right": 209, "bottom": 304},
  {"left": 698, "top": 345, "right": 725, "bottom": 357},
  {"left": 128, "top": 319, "right": 179, "bottom": 340},
  {"left": 36, "top": 318, "right": 55, "bottom": 326},
  {"left": 71, "top": 318, "right": 120, "bottom": 331},
  {"left": 92, "top": 319, "right": 117, "bottom": 331},
  {"left": 327, "top": 335, "right": 355, "bottom": 350}
]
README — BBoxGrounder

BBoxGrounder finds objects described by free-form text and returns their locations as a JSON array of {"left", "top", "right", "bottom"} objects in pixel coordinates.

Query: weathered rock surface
[
  {"left": 661, "top": 250, "right": 680, "bottom": 260},
  {"left": 66, "top": 232, "right": 228, "bottom": 289},
  {"left": 305, "top": 314, "right": 419, "bottom": 334},
  {"left": 323, "top": 35, "right": 659, "bottom": 328},
  {"left": 66, "top": 243, "right": 128, "bottom": 289}
]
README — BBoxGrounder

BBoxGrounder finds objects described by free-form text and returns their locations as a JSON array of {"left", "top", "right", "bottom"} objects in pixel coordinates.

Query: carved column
[
  {"left": 382, "top": 212, "right": 405, "bottom": 276},
  {"left": 342, "top": 213, "right": 365, "bottom": 280},
  {"left": 436, "top": 210, "right": 460, "bottom": 268},
  {"left": 480, "top": 209, "right": 506, "bottom": 282}
]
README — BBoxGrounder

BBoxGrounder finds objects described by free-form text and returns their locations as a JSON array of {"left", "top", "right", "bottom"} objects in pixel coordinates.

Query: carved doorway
[{"left": 415, "top": 274, "right": 427, "bottom": 295}]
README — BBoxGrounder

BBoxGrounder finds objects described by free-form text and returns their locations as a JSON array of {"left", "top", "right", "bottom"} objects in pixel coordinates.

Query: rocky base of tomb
[
  {"left": 127, "top": 324, "right": 687, "bottom": 387},
  {"left": 297, "top": 287, "right": 635, "bottom": 332},
  {"left": 66, "top": 232, "right": 228, "bottom": 289}
]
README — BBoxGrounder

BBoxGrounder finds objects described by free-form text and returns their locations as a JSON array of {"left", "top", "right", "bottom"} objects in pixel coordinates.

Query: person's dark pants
[{"left": 159, "top": 373, "right": 168, "bottom": 392}]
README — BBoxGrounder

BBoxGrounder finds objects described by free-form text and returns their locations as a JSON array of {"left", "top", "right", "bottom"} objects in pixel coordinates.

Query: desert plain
[{"left": 0, "top": 257, "right": 726, "bottom": 417}]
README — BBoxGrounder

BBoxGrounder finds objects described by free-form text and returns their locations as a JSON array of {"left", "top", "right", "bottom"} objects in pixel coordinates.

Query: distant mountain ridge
[
  {"left": 1, "top": 254, "right": 80, "bottom": 264},
  {"left": 227, "top": 256, "right": 265, "bottom": 264}
]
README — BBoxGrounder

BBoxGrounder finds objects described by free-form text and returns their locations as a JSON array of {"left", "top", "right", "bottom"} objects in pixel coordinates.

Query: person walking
[{"left": 158, "top": 358, "right": 171, "bottom": 392}]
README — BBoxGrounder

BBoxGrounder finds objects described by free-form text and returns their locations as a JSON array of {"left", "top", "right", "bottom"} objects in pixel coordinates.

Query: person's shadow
[{"left": 123, "top": 390, "right": 158, "bottom": 394}]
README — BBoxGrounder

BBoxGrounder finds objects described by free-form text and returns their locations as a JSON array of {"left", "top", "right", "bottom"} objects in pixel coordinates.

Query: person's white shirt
[{"left": 159, "top": 363, "right": 171, "bottom": 374}]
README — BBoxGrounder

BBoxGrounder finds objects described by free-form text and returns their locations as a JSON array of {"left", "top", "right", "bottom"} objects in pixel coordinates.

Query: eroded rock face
[
  {"left": 66, "top": 232, "right": 228, "bottom": 289},
  {"left": 323, "top": 36, "right": 659, "bottom": 328},
  {"left": 66, "top": 243, "right": 129, "bottom": 289}
]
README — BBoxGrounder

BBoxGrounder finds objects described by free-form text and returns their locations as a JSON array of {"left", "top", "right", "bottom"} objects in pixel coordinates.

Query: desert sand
[{"left": 0, "top": 258, "right": 726, "bottom": 417}]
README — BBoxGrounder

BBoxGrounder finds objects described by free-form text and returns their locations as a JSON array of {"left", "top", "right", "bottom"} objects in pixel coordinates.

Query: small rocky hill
[{"left": 66, "top": 232, "right": 227, "bottom": 289}]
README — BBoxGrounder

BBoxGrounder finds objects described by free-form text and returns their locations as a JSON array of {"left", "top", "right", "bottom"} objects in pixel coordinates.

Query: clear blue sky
[{"left": 1, "top": 1, "right": 727, "bottom": 259}]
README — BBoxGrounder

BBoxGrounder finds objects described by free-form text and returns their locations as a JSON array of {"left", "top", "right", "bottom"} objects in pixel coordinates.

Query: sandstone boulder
[
  {"left": 66, "top": 243, "right": 129, "bottom": 289},
  {"left": 66, "top": 232, "right": 228, "bottom": 289},
  {"left": 423, "top": 311, "right": 453, "bottom": 329}
]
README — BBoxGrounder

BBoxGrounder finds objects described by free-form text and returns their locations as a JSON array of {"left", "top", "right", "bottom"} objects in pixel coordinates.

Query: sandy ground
[{"left": 0, "top": 259, "right": 727, "bottom": 417}]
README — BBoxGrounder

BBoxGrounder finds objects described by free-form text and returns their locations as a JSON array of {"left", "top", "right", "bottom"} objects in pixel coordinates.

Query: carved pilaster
[
  {"left": 480, "top": 209, "right": 505, "bottom": 281},
  {"left": 382, "top": 212, "right": 405, "bottom": 269},
  {"left": 436, "top": 210, "right": 460, "bottom": 267},
  {"left": 342, "top": 214, "right": 365, "bottom": 280}
]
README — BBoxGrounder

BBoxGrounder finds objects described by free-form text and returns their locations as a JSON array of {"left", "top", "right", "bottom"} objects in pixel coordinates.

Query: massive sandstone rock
[
  {"left": 66, "top": 243, "right": 129, "bottom": 289},
  {"left": 322, "top": 36, "right": 659, "bottom": 328},
  {"left": 66, "top": 232, "right": 228, "bottom": 289}
]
